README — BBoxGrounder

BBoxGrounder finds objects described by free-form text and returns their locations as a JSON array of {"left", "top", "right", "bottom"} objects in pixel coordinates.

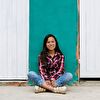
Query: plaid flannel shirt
[{"left": 38, "top": 52, "right": 64, "bottom": 80}]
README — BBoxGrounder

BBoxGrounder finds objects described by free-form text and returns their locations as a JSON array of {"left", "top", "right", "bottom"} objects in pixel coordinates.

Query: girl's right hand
[{"left": 45, "top": 80, "right": 51, "bottom": 85}]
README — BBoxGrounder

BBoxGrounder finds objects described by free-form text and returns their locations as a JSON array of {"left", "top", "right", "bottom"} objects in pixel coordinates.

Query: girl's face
[{"left": 46, "top": 37, "right": 56, "bottom": 51}]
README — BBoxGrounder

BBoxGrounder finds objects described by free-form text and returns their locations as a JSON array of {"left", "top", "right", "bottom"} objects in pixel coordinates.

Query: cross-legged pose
[{"left": 28, "top": 34, "right": 73, "bottom": 94}]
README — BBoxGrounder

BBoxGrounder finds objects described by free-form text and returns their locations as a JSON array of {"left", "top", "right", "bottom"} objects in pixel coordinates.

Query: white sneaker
[
  {"left": 54, "top": 86, "right": 67, "bottom": 94},
  {"left": 34, "top": 86, "right": 46, "bottom": 93}
]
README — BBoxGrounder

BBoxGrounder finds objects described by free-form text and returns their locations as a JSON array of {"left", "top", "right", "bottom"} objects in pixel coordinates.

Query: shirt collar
[{"left": 47, "top": 52, "right": 60, "bottom": 58}]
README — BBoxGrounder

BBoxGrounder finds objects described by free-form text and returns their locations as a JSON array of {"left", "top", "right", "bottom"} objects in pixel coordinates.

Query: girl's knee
[
  {"left": 28, "top": 71, "right": 37, "bottom": 78},
  {"left": 65, "top": 72, "right": 73, "bottom": 81},
  {"left": 68, "top": 73, "right": 73, "bottom": 79}
]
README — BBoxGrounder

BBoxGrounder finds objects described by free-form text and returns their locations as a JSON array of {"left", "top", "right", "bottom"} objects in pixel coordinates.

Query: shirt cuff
[{"left": 51, "top": 78, "right": 55, "bottom": 81}]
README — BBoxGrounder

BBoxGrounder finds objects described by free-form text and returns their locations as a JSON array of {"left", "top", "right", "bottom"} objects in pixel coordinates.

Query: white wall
[
  {"left": 0, "top": 0, "right": 29, "bottom": 80},
  {"left": 80, "top": 0, "right": 100, "bottom": 78}
]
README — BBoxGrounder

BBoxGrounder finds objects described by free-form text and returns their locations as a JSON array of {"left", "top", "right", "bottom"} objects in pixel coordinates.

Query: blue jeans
[{"left": 28, "top": 71, "right": 73, "bottom": 87}]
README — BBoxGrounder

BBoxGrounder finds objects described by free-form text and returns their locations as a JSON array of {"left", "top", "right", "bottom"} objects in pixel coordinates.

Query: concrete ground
[{"left": 0, "top": 81, "right": 100, "bottom": 100}]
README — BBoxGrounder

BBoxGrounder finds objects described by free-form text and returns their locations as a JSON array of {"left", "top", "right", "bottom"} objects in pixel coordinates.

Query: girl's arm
[
  {"left": 38, "top": 56, "right": 49, "bottom": 80},
  {"left": 51, "top": 55, "right": 64, "bottom": 80}
]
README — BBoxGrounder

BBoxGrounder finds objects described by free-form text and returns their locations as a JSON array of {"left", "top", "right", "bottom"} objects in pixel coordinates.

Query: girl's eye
[
  {"left": 47, "top": 41, "right": 55, "bottom": 43},
  {"left": 47, "top": 41, "right": 50, "bottom": 43},
  {"left": 51, "top": 41, "right": 54, "bottom": 43}
]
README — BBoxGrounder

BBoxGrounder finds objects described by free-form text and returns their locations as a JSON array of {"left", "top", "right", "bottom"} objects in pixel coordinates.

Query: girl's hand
[
  {"left": 51, "top": 80, "right": 56, "bottom": 87},
  {"left": 45, "top": 80, "right": 51, "bottom": 85}
]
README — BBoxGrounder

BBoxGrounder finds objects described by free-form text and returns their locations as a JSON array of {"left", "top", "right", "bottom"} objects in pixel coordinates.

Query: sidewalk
[{"left": 0, "top": 81, "right": 100, "bottom": 100}]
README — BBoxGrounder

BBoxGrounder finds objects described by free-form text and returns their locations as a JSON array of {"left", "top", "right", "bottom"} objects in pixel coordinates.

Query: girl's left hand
[{"left": 51, "top": 80, "right": 56, "bottom": 87}]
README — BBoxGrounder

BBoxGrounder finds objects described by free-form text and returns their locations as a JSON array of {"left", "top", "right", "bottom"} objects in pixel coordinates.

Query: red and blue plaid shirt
[{"left": 38, "top": 52, "right": 64, "bottom": 80}]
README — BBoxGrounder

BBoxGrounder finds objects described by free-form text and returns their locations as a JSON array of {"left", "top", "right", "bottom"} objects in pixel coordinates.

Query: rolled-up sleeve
[
  {"left": 51, "top": 55, "right": 64, "bottom": 80},
  {"left": 38, "top": 56, "right": 49, "bottom": 80}
]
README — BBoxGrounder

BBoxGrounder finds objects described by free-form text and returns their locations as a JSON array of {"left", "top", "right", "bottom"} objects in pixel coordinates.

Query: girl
[{"left": 28, "top": 34, "right": 73, "bottom": 94}]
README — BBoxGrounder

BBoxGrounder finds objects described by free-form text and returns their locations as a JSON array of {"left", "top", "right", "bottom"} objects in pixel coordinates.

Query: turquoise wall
[{"left": 29, "top": 0, "right": 78, "bottom": 84}]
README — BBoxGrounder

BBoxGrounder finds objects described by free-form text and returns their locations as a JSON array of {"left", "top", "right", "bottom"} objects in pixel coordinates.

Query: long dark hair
[{"left": 40, "top": 34, "right": 63, "bottom": 65}]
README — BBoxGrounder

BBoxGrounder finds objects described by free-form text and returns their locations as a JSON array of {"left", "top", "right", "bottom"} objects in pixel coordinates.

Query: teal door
[{"left": 29, "top": 0, "right": 78, "bottom": 83}]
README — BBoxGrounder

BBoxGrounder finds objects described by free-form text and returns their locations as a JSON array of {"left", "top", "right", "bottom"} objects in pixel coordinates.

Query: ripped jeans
[{"left": 28, "top": 71, "right": 73, "bottom": 87}]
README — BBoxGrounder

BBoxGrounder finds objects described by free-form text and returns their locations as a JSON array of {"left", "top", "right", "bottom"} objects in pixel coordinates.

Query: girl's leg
[
  {"left": 55, "top": 72, "right": 73, "bottom": 87},
  {"left": 28, "top": 71, "right": 54, "bottom": 92},
  {"left": 28, "top": 71, "right": 44, "bottom": 86}
]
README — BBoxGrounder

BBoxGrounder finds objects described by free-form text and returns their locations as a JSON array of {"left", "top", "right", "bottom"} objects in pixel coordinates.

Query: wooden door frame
[{"left": 76, "top": 0, "right": 80, "bottom": 81}]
